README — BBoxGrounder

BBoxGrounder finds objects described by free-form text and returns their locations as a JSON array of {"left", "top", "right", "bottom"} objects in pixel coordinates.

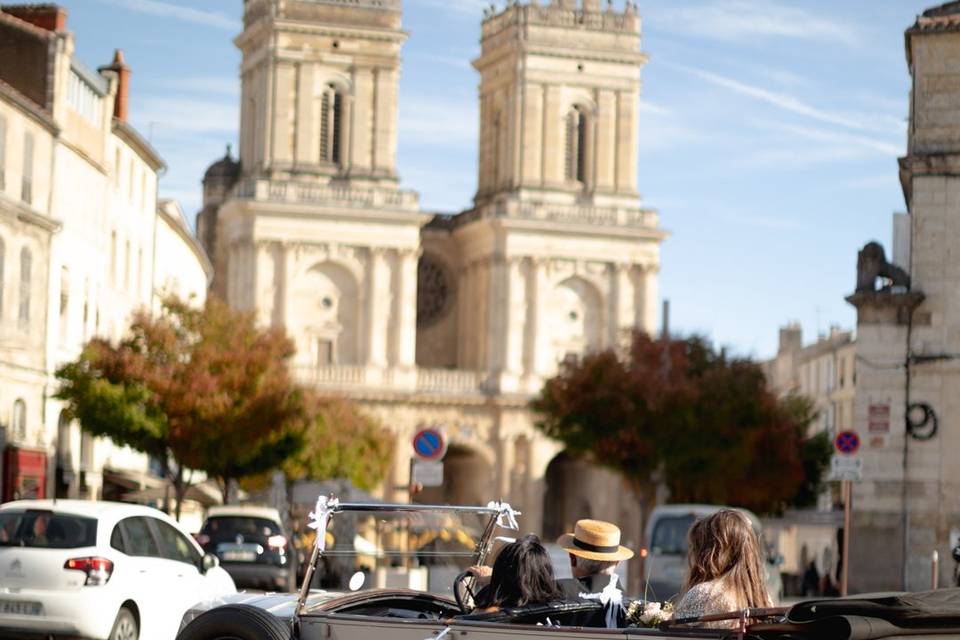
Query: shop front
[{"left": 2, "top": 446, "right": 48, "bottom": 502}]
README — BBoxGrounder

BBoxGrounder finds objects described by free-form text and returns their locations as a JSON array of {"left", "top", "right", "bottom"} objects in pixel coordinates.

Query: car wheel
[
  {"left": 109, "top": 607, "right": 138, "bottom": 640},
  {"left": 176, "top": 604, "right": 291, "bottom": 640}
]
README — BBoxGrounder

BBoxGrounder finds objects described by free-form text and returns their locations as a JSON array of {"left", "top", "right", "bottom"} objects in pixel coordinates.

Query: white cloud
[
  {"left": 675, "top": 64, "right": 906, "bottom": 144},
  {"left": 132, "top": 97, "right": 238, "bottom": 136},
  {"left": 411, "top": 0, "right": 486, "bottom": 16},
  {"left": 398, "top": 97, "right": 477, "bottom": 147},
  {"left": 94, "top": 0, "right": 240, "bottom": 30},
  {"left": 847, "top": 175, "right": 898, "bottom": 190},
  {"left": 650, "top": 0, "right": 860, "bottom": 47},
  {"left": 154, "top": 76, "right": 239, "bottom": 98},
  {"left": 763, "top": 122, "right": 902, "bottom": 157},
  {"left": 723, "top": 213, "right": 803, "bottom": 231},
  {"left": 407, "top": 52, "right": 474, "bottom": 70}
]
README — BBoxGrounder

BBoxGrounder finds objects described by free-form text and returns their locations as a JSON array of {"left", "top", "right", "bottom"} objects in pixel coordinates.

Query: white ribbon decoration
[
  {"left": 578, "top": 573, "right": 625, "bottom": 629},
  {"left": 487, "top": 501, "right": 521, "bottom": 531},
  {"left": 307, "top": 495, "right": 340, "bottom": 551}
]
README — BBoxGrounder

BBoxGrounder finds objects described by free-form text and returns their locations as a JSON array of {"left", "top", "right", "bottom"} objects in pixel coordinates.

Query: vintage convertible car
[{"left": 177, "top": 499, "right": 960, "bottom": 640}]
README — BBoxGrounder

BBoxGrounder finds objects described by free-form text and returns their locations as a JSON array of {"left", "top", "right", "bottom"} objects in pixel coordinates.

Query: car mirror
[{"left": 201, "top": 553, "right": 220, "bottom": 574}]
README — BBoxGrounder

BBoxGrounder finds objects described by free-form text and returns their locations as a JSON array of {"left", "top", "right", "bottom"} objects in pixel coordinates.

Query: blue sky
[{"left": 57, "top": 0, "right": 934, "bottom": 358}]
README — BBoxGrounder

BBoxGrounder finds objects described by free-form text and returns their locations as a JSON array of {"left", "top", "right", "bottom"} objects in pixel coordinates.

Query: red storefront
[{"left": 2, "top": 446, "right": 47, "bottom": 502}]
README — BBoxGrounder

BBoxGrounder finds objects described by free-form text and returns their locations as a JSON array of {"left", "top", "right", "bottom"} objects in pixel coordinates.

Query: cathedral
[{"left": 197, "top": 0, "right": 664, "bottom": 549}]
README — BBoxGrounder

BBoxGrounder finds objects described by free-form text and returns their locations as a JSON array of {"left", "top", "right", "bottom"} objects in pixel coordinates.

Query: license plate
[
  {"left": 222, "top": 550, "right": 257, "bottom": 562},
  {"left": 0, "top": 600, "right": 42, "bottom": 616}
]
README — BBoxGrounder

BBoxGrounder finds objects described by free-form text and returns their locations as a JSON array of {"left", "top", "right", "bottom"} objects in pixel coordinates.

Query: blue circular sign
[{"left": 412, "top": 429, "right": 446, "bottom": 461}]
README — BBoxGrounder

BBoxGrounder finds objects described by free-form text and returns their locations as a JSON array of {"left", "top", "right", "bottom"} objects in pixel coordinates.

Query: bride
[{"left": 674, "top": 509, "right": 773, "bottom": 627}]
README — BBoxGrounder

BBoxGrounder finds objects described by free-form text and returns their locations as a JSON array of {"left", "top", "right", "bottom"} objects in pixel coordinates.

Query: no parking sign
[{"left": 412, "top": 428, "right": 447, "bottom": 461}]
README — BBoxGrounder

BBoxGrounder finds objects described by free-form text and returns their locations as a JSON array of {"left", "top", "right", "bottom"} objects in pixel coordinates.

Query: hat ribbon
[{"left": 573, "top": 538, "right": 620, "bottom": 554}]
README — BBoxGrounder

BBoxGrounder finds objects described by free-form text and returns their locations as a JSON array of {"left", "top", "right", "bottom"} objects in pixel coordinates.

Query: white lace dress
[{"left": 674, "top": 580, "right": 741, "bottom": 629}]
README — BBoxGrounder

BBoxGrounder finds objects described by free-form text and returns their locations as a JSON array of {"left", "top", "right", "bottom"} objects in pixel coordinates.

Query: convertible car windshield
[{"left": 303, "top": 502, "right": 508, "bottom": 599}]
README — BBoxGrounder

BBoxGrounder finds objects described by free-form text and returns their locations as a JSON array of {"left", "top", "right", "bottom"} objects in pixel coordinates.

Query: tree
[
  {"left": 280, "top": 396, "right": 393, "bottom": 492},
  {"left": 56, "top": 296, "right": 308, "bottom": 517},
  {"left": 532, "top": 331, "right": 829, "bottom": 516}
]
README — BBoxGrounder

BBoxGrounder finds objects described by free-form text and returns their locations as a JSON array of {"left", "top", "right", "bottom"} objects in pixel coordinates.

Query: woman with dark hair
[{"left": 474, "top": 534, "right": 564, "bottom": 611}]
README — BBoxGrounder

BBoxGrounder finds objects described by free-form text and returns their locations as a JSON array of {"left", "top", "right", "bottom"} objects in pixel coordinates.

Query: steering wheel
[{"left": 453, "top": 570, "right": 477, "bottom": 614}]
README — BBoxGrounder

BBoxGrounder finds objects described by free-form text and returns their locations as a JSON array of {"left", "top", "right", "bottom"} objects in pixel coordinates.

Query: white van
[{"left": 641, "top": 504, "right": 783, "bottom": 604}]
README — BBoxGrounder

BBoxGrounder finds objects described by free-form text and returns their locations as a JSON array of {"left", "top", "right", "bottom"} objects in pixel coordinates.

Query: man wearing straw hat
[{"left": 557, "top": 519, "right": 634, "bottom": 627}]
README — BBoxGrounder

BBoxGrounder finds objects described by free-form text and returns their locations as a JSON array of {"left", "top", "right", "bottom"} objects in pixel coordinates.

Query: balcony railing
[
  {"left": 233, "top": 178, "right": 419, "bottom": 211},
  {"left": 293, "top": 365, "right": 488, "bottom": 395}
]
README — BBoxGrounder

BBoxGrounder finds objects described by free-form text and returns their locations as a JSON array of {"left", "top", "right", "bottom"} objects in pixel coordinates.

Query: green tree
[
  {"left": 56, "top": 296, "right": 308, "bottom": 517},
  {"left": 532, "top": 331, "right": 829, "bottom": 517},
  {"left": 281, "top": 396, "right": 393, "bottom": 492}
]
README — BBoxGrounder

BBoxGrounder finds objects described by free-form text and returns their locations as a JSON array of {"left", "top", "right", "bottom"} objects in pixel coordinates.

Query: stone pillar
[
  {"left": 532, "top": 260, "right": 553, "bottom": 376},
  {"left": 350, "top": 67, "right": 374, "bottom": 173},
  {"left": 523, "top": 259, "right": 542, "bottom": 377},
  {"left": 388, "top": 431, "right": 410, "bottom": 504},
  {"left": 396, "top": 249, "right": 419, "bottom": 368},
  {"left": 496, "top": 436, "right": 515, "bottom": 500},
  {"left": 367, "top": 248, "right": 390, "bottom": 367},
  {"left": 611, "top": 263, "right": 635, "bottom": 343},
  {"left": 294, "top": 62, "right": 315, "bottom": 165},
  {"left": 635, "top": 266, "right": 658, "bottom": 334},
  {"left": 505, "top": 258, "right": 526, "bottom": 378}
]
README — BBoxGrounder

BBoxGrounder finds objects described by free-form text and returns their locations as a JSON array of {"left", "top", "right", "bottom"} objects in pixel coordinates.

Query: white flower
[{"left": 639, "top": 602, "right": 661, "bottom": 625}]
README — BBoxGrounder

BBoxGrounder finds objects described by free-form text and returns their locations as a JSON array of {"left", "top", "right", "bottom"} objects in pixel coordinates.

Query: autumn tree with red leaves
[
  {"left": 56, "top": 296, "right": 309, "bottom": 517},
  {"left": 532, "top": 332, "right": 829, "bottom": 516}
]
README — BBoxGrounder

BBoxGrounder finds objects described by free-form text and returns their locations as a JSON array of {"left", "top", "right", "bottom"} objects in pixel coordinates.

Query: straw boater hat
[{"left": 557, "top": 519, "right": 634, "bottom": 562}]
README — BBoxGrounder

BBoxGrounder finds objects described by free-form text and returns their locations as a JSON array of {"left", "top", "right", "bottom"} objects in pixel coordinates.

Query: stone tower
[
  {"left": 210, "top": 0, "right": 427, "bottom": 377},
  {"left": 847, "top": 1, "right": 960, "bottom": 592},
  {"left": 426, "top": 0, "right": 664, "bottom": 395},
  {"left": 236, "top": 0, "right": 405, "bottom": 187}
]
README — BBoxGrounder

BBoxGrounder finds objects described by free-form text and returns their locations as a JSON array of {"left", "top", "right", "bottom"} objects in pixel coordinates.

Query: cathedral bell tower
[
  {"left": 236, "top": 0, "right": 406, "bottom": 187},
  {"left": 211, "top": 0, "right": 427, "bottom": 381},
  {"left": 444, "top": 0, "right": 664, "bottom": 395},
  {"left": 473, "top": 0, "right": 645, "bottom": 209}
]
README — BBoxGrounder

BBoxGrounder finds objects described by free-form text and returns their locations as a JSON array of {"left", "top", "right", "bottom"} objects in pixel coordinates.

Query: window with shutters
[
  {"left": 564, "top": 106, "right": 588, "bottom": 185},
  {"left": 0, "top": 236, "right": 5, "bottom": 318},
  {"left": 18, "top": 247, "right": 31, "bottom": 327},
  {"left": 13, "top": 399, "right": 26, "bottom": 440},
  {"left": 21, "top": 132, "right": 34, "bottom": 204},
  {"left": 0, "top": 116, "right": 6, "bottom": 191},
  {"left": 319, "top": 85, "right": 344, "bottom": 165}
]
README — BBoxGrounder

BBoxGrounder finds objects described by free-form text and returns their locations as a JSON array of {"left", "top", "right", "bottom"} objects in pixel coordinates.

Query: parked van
[{"left": 641, "top": 504, "right": 783, "bottom": 604}]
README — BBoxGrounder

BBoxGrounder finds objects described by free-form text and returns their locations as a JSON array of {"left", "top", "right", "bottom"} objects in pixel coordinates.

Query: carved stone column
[
  {"left": 635, "top": 265, "right": 659, "bottom": 333},
  {"left": 505, "top": 257, "right": 526, "bottom": 377},
  {"left": 366, "top": 248, "right": 390, "bottom": 367},
  {"left": 395, "top": 248, "right": 419, "bottom": 368}
]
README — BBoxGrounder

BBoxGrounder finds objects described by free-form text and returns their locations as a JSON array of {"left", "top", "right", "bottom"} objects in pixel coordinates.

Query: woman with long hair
[
  {"left": 674, "top": 509, "right": 773, "bottom": 627},
  {"left": 474, "top": 534, "right": 564, "bottom": 611}
]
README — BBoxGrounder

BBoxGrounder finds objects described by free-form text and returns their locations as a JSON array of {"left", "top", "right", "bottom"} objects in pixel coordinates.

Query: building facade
[
  {"left": 763, "top": 325, "right": 852, "bottom": 591},
  {"left": 846, "top": 1, "right": 960, "bottom": 593},
  {"left": 0, "top": 4, "right": 211, "bottom": 502},
  {"left": 201, "top": 0, "right": 664, "bottom": 563}
]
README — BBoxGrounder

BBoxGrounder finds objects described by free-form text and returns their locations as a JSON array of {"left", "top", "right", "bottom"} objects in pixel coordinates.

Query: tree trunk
[
  {"left": 173, "top": 465, "right": 187, "bottom": 521},
  {"left": 221, "top": 475, "right": 231, "bottom": 505}
]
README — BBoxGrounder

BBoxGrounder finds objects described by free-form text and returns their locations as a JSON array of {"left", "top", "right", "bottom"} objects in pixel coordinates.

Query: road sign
[
  {"left": 412, "top": 460, "right": 444, "bottom": 487},
  {"left": 829, "top": 455, "right": 862, "bottom": 482},
  {"left": 834, "top": 430, "right": 861, "bottom": 455},
  {"left": 412, "top": 428, "right": 446, "bottom": 461}
]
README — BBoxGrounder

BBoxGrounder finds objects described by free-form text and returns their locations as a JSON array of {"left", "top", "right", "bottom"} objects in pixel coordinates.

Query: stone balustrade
[
  {"left": 233, "top": 178, "right": 419, "bottom": 211},
  {"left": 292, "top": 365, "right": 490, "bottom": 395}
]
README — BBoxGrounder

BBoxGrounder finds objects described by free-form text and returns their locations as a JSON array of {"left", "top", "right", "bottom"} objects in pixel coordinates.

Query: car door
[
  {"left": 147, "top": 517, "right": 205, "bottom": 639},
  {"left": 115, "top": 516, "right": 172, "bottom": 640}
]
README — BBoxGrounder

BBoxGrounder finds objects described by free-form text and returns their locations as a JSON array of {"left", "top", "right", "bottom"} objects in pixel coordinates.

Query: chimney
[
  {"left": 778, "top": 324, "right": 803, "bottom": 354},
  {"left": 2, "top": 4, "right": 67, "bottom": 31},
  {"left": 102, "top": 49, "right": 131, "bottom": 122}
]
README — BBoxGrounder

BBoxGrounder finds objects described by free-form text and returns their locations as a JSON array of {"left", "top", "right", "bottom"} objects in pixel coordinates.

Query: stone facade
[
  {"left": 762, "top": 325, "right": 852, "bottom": 588},
  {"left": 0, "top": 4, "right": 211, "bottom": 502},
  {"left": 846, "top": 1, "right": 960, "bottom": 593},
  {"left": 204, "top": 0, "right": 664, "bottom": 577}
]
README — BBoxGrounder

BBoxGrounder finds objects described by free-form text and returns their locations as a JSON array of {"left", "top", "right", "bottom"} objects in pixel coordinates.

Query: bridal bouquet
[{"left": 626, "top": 600, "right": 674, "bottom": 628}]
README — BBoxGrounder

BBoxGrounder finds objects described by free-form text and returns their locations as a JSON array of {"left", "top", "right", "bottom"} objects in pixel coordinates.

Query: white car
[{"left": 0, "top": 499, "right": 236, "bottom": 640}]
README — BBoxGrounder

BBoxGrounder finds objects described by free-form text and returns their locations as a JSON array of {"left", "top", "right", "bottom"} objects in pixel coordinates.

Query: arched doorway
[
  {"left": 414, "top": 444, "right": 493, "bottom": 507},
  {"left": 542, "top": 451, "right": 596, "bottom": 542}
]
